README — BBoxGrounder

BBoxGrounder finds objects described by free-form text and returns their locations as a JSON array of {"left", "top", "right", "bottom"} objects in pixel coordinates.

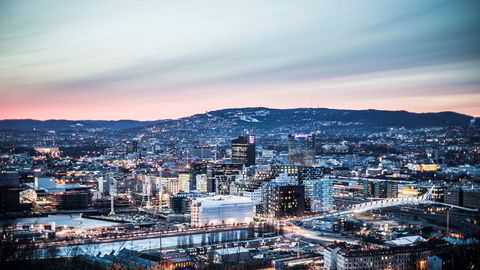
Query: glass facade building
[{"left": 304, "top": 178, "right": 333, "bottom": 212}]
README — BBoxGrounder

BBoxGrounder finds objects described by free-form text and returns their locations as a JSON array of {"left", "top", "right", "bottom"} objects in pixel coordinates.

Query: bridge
[{"left": 300, "top": 186, "right": 478, "bottom": 222}]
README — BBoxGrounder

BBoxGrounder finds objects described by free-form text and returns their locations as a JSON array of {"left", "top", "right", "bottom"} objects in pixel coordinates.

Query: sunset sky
[{"left": 1, "top": 0, "right": 479, "bottom": 120}]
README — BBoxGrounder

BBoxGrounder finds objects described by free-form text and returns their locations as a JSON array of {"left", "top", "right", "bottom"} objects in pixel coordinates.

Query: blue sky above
[{"left": 0, "top": 0, "right": 479, "bottom": 119}]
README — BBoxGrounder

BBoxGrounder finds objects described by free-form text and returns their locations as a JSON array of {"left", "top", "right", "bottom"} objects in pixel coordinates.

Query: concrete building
[
  {"left": 214, "top": 247, "right": 250, "bottom": 263},
  {"left": 191, "top": 195, "right": 254, "bottom": 227},
  {"left": 427, "top": 254, "right": 450, "bottom": 270},
  {"left": 313, "top": 217, "right": 345, "bottom": 232},
  {"left": 324, "top": 243, "right": 346, "bottom": 270},
  {"left": 376, "top": 181, "right": 398, "bottom": 198},
  {"left": 141, "top": 175, "right": 155, "bottom": 196},
  {"left": 126, "top": 141, "right": 138, "bottom": 154},
  {"left": 164, "top": 177, "right": 181, "bottom": 195},
  {"left": 196, "top": 174, "right": 208, "bottom": 193},
  {"left": 324, "top": 240, "right": 450, "bottom": 270},
  {"left": 366, "top": 167, "right": 383, "bottom": 177},
  {"left": 96, "top": 176, "right": 104, "bottom": 197},
  {"left": 178, "top": 172, "right": 190, "bottom": 193},
  {"left": 298, "top": 166, "right": 325, "bottom": 183}
]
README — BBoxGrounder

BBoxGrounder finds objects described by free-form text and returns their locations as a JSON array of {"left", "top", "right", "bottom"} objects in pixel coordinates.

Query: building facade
[
  {"left": 324, "top": 240, "right": 450, "bottom": 270},
  {"left": 304, "top": 178, "right": 333, "bottom": 212},
  {"left": 267, "top": 185, "right": 305, "bottom": 218},
  {"left": 191, "top": 196, "right": 254, "bottom": 226},
  {"left": 362, "top": 180, "right": 398, "bottom": 198},
  {"left": 288, "top": 134, "right": 316, "bottom": 166},
  {"left": 231, "top": 135, "right": 256, "bottom": 166}
]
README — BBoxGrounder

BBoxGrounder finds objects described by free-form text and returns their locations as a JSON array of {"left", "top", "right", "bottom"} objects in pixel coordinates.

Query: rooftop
[
  {"left": 214, "top": 247, "right": 250, "bottom": 256},
  {"left": 193, "top": 195, "right": 253, "bottom": 207},
  {"left": 339, "top": 239, "right": 450, "bottom": 258},
  {"left": 385, "top": 235, "right": 425, "bottom": 246}
]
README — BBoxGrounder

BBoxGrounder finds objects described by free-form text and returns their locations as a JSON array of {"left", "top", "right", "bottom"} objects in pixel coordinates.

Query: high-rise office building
[
  {"left": 231, "top": 135, "right": 256, "bottom": 166},
  {"left": 190, "top": 162, "right": 209, "bottom": 191},
  {"left": 207, "top": 163, "right": 243, "bottom": 194},
  {"left": 196, "top": 174, "right": 208, "bottom": 193},
  {"left": 444, "top": 188, "right": 462, "bottom": 206},
  {"left": 444, "top": 188, "right": 480, "bottom": 209},
  {"left": 362, "top": 180, "right": 398, "bottom": 198},
  {"left": 463, "top": 189, "right": 480, "bottom": 209},
  {"left": 288, "top": 134, "right": 315, "bottom": 166},
  {"left": 267, "top": 185, "right": 305, "bottom": 218},
  {"left": 304, "top": 178, "right": 333, "bottom": 212},
  {"left": 178, "top": 172, "right": 191, "bottom": 193},
  {"left": 375, "top": 181, "right": 398, "bottom": 198},
  {"left": 247, "top": 172, "right": 298, "bottom": 214}
]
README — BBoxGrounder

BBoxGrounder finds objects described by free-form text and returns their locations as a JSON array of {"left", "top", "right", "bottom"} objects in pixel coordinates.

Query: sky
[{"left": 0, "top": 0, "right": 479, "bottom": 120}]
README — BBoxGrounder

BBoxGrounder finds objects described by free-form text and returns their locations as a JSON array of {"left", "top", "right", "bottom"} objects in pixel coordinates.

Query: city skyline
[
  {"left": 0, "top": 106, "right": 476, "bottom": 121},
  {"left": 1, "top": 0, "right": 479, "bottom": 120},
  {"left": 1, "top": 2, "right": 479, "bottom": 268}
]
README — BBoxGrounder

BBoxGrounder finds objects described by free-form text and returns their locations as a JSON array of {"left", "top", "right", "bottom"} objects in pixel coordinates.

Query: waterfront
[
  {"left": 0, "top": 214, "right": 120, "bottom": 229},
  {"left": 31, "top": 229, "right": 252, "bottom": 258}
]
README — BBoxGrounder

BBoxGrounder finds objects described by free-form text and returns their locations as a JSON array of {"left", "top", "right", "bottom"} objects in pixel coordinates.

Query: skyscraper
[{"left": 231, "top": 135, "right": 256, "bottom": 166}]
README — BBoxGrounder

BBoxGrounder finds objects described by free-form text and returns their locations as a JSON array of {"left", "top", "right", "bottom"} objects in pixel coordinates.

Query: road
[{"left": 283, "top": 224, "right": 360, "bottom": 245}]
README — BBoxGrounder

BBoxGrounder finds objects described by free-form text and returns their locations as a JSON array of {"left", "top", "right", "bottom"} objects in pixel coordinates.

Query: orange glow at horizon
[{"left": 1, "top": 88, "right": 478, "bottom": 120}]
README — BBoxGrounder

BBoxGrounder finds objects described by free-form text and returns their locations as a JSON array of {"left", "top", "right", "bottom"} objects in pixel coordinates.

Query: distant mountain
[
  {"left": 137, "top": 107, "right": 472, "bottom": 136},
  {"left": 197, "top": 108, "right": 472, "bottom": 127},
  {"left": 0, "top": 108, "right": 473, "bottom": 131},
  {"left": 0, "top": 119, "right": 157, "bottom": 131}
]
